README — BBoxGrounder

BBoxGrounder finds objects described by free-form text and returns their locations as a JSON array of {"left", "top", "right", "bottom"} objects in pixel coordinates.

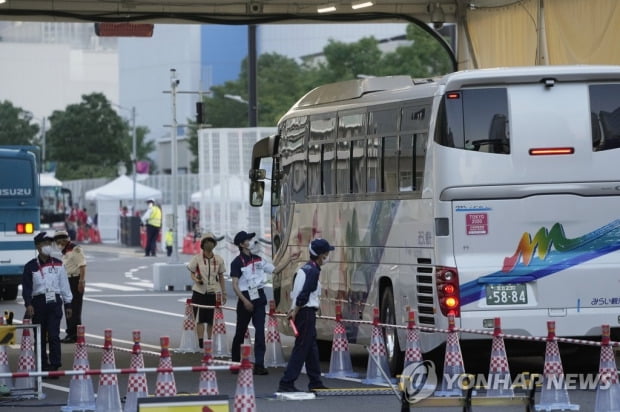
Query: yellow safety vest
[
  {"left": 165, "top": 230, "right": 173, "bottom": 246},
  {"left": 148, "top": 206, "right": 162, "bottom": 228}
]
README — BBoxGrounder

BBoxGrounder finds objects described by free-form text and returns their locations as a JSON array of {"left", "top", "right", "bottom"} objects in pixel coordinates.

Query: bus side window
[
  {"left": 322, "top": 143, "right": 335, "bottom": 195},
  {"left": 308, "top": 143, "right": 321, "bottom": 196},
  {"left": 383, "top": 136, "right": 398, "bottom": 192},
  {"left": 399, "top": 134, "right": 414, "bottom": 192},
  {"left": 367, "top": 137, "right": 381, "bottom": 193},
  {"left": 415, "top": 133, "right": 428, "bottom": 190},
  {"left": 351, "top": 138, "right": 366, "bottom": 193}
]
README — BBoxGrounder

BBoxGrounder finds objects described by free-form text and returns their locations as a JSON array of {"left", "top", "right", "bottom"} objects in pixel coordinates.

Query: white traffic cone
[
  {"left": 362, "top": 307, "right": 396, "bottom": 385},
  {"left": 211, "top": 294, "right": 230, "bottom": 358},
  {"left": 95, "top": 329, "right": 122, "bottom": 412},
  {"left": 325, "top": 303, "right": 358, "bottom": 378},
  {"left": 198, "top": 339, "right": 219, "bottom": 395},
  {"left": 62, "top": 325, "right": 95, "bottom": 412},
  {"left": 124, "top": 331, "right": 148, "bottom": 412},
  {"left": 594, "top": 324, "right": 620, "bottom": 412},
  {"left": 233, "top": 344, "right": 256, "bottom": 412},
  {"left": 176, "top": 298, "right": 199, "bottom": 353},
  {"left": 13, "top": 318, "right": 36, "bottom": 391},
  {"left": 486, "top": 318, "right": 513, "bottom": 397},
  {"left": 535, "top": 321, "right": 579, "bottom": 411},
  {"left": 435, "top": 315, "right": 465, "bottom": 397},
  {"left": 403, "top": 309, "right": 423, "bottom": 370},
  {"left": 264, "top": 300, "right": 286, "bottom": 368},
  {"left": 155, "top": 336, "right": 177, "bottom": 397},
  {"left": 0, "top": 316, "right": 13, "bottom": 390}
]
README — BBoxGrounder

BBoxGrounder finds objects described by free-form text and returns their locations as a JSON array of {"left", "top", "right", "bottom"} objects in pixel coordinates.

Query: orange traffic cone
[
  {"left": 403, "top": 309, "right": 423, "bottom": 370},
  {"left": 435, "top": 315, "right": 465, "bottom": 397},
  {"left": 264, "top": 301, "right": 286, "bottom": 368},
  {"left": 536, "top": 321, "right": 579, "bottom": 411},
  {"left": 62, "top": 325, "right": 95, "bottom": 412},
  {"left": 176, "top": 299, "right": 199, "bottom": 353},
  {"left": 13, "top": 318, "right": 36, "bottom": 391},
  {"left": 0, "top": 317, "right": 12, "bottom": 390},
  {"left": 198, "top": 339, "right": 219, "bottom": 395},
  {"left": 486, "top": 318, "right": 513, "bottom": 397},
  {"left": 325, "top": 304, "right": 358, "bottom": 378},
  {"left": 362, "top": 307, "right": 395, "bottom": 385},
  {"left": 95, "top": 329, "right": 122, "bottom": 412},
  {"left": 212, "top": 295, "right": 230, "bottom": 358},
  {"left": 594, "top": 324, "right": 620, "bottom": 412},
  {"left": 155, "top": 336, "right": 177, "bottom": 397},
  {"left": 124, "top": 331, "right": 148, "bottom": 412},
  {"left": 233, "top": 344, "right": 256, "bottom": 412}
]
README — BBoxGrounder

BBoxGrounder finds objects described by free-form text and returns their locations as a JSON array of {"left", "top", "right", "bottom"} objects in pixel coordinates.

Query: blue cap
[
  {"left": 34, "top": 232, "right": 53, "bottom": 245},
  {"left": 309, "top": 238, "right": 335, "bottom": 256},
  {"left": 234, "top": 231, "right": 256, "bottom": 246}
]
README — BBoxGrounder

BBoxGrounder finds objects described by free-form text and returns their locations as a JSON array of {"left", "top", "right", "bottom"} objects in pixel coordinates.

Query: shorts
[{"left": 191, "top": 291, "right": 216, "bottom": 324}]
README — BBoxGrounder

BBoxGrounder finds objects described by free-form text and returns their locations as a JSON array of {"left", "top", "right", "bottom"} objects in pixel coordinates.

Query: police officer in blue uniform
[
  {"left": 278, "top": 238, "right": 333, "bottom": 393},
  {"left": 22, "top": 232, "right": 73, "bottom": 372}
]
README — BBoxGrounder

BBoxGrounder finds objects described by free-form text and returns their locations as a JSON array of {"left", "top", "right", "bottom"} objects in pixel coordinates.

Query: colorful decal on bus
[{"left": 460, "top": 220, "right": 620, "bottom": 305}]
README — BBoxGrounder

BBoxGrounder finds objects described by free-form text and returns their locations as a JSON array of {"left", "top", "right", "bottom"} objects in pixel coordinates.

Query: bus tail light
[
  {"left": 16, "top": 222, "right": 35, "bottom": 234},
  {"left": 437, "top": 266, "right": 460, "bottom": 317}
]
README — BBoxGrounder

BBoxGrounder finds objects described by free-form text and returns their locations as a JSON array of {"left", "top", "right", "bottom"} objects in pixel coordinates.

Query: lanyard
[
  {"left": 202, "top": 253, "right": 214, "bottom": 282},
  {"left": 37, "top": 259, "right": 56, "bottom": 279},
  {"left": 239, "top": 253, "right": 255, "bottom": 272}
]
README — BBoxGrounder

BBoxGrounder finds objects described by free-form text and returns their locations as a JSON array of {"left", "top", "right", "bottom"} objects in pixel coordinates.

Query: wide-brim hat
[
  {"left": 53, "top": 230, "right": 70, "bottom": 240},
  {"left": 200, "top": 232, "right": 217, "bottom": 247}
]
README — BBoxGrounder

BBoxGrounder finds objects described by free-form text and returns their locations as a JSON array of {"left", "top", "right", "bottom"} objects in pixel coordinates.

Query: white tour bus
[{"left": 249, "top": 66, "right": 620, "bottom": 374}]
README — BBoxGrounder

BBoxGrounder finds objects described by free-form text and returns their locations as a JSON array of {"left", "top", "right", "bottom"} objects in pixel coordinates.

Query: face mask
[
  {"left": 41, "top": 245, "right": 54, "bottom": 256},
  {"left": 250, "top": 242, "right": 261, "bottom": 254}
]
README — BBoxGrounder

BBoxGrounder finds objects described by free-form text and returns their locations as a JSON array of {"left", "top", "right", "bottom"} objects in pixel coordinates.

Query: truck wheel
[
  {"left": 1, "top": 285, "right": 18, "bottom": 301},
  {"left": 380, "top": 286, "right": 403, "bottom": 376}
]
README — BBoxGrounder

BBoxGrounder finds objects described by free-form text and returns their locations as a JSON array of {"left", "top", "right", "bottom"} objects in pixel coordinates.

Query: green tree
[
  {"left": 378, "top": 24, "right": 453, "bottom": 77},
  {"left": 46, "top": 93, "right": 131, "bottom": 180},
  {"left": 0, "top": 100, "right": 40, "bottom": 146}
]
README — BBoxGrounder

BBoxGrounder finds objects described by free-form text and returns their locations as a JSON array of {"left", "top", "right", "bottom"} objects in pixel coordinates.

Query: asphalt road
[{"left": 0, "top": 242, "right": 610, "bottom": 411}]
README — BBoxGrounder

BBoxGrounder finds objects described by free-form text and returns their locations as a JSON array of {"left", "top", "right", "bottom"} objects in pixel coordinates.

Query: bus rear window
[
  {"left": 590, "top": 84, "right": 620, "bottom": 151},
  {"left": 435, "top": 88, "right": 510, "bottom": 154},
  {"left": 0, "top": 159, "right": 35, "bottom": 198}
]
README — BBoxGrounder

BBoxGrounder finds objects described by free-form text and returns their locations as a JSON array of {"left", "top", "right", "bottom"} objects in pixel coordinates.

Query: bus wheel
[
  {"left": 1, "top": 285, "right": 18, "bottom": 301},
  {"left": 380, "top": 286, "right": 403, "bottom": 376}
]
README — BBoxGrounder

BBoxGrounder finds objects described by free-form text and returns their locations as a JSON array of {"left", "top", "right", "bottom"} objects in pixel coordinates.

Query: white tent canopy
[
  {"left": 85, "top": 175, "right": 162, "bottom": 244},
  {"left": 85, "top": 175, "right": 162, "bottom": 201}
]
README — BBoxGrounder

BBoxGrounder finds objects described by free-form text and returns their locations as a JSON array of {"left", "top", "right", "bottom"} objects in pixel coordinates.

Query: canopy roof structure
[
  {"left": 0, "top": 0, "right": 617, "bottom": 70},
  {"left": 85, "top": 174, "right": 162, "bottom": 201}
]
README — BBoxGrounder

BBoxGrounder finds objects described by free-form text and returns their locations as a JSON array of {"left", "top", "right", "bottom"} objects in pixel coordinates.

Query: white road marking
[{"left": 87, "top": 282, "right": 144, "bottom": 292}]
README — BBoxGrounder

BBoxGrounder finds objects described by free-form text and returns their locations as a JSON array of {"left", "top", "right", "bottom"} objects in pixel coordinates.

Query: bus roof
[{"left": 441, "top": 65, "right": 620, "bottom": 89}]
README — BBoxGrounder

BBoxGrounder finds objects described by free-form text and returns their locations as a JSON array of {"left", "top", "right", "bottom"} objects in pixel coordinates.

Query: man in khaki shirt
[{"left": 53, "top": 230, "right": 86, "bottom": 343}]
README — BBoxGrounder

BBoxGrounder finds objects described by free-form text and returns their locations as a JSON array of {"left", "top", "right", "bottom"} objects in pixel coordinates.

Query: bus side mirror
[
  {"left": 250, "top": 180, "right": 265, "bottom": 207},
  {"left": 249, "top": 169, "right": 267, "bottom": 180}
]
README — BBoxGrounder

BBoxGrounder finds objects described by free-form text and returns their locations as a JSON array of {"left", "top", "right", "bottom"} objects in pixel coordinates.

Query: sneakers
[
  {"left": 278, "top": 383, "right": 301, "bottom": 392},
  {"left": 309, "top": 384, "right": 329, "bottom": 392},
  {"left": 253, "top": 365, "right": 269, "bottom": 375}
]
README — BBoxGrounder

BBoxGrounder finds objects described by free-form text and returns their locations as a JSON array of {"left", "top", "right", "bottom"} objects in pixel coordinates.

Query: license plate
[{"left": 485, "top": 284, "right": 528, "bottom": 305}]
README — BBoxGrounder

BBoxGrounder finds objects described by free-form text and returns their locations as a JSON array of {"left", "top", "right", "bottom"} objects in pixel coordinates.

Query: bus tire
[
  {"left": 380, "top": 286, "right": 403, "bottom": 376},
  {"left": 1, "top": 285, "right": 18, "bottom": 301}
]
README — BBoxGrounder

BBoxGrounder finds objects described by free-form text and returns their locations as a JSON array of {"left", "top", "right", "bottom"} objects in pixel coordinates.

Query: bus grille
[{"left": 416, "top": 266, "right": 435, "bottom": 326}]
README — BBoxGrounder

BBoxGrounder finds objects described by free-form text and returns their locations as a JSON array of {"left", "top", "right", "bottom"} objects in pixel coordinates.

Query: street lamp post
[{"left": 170, "top": 68, "right": 180, "bottom": 263}]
